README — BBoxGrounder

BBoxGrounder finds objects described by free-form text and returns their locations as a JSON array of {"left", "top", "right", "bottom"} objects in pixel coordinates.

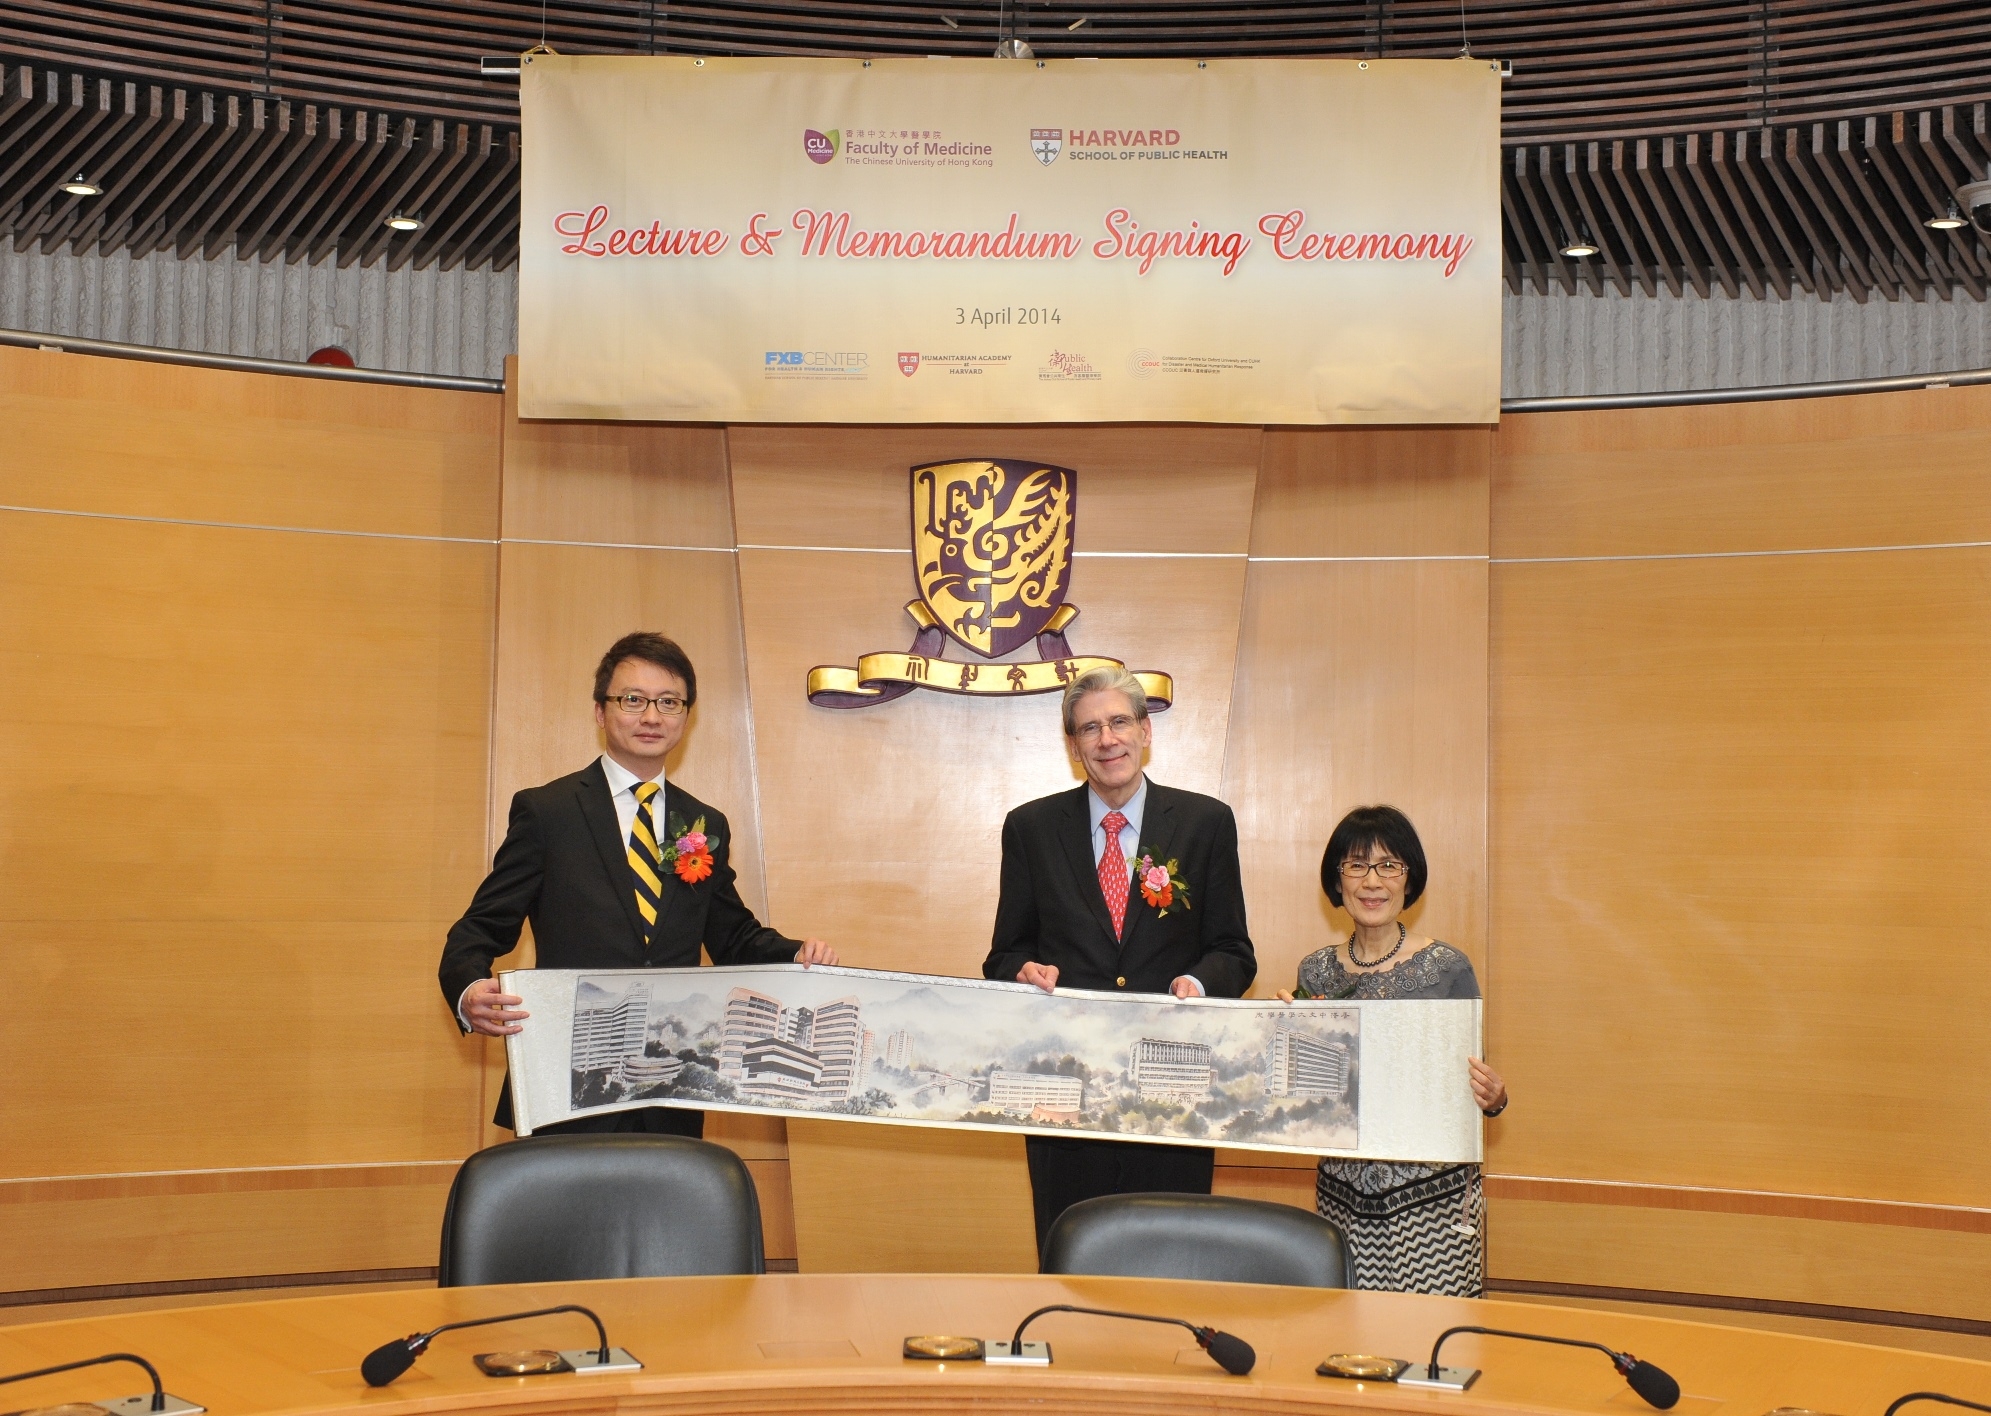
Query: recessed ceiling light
[
  {"left": 384, "top": 212, "right": 423, "bottom": 232},
  {"left": 61, "top": 174, "right": 102, "bottom": 197},
  {"left": 1926, "top": 199, "right": 1967, "bottom": 231}
]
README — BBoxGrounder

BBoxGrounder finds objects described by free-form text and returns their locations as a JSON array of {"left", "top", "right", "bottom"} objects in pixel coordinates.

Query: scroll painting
[{"left": 504, "top": 965, "right": 1481, "bottom": 1162}]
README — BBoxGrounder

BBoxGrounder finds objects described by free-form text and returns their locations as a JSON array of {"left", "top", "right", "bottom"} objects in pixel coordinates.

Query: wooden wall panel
[
  {"left": 731, "top": 426, "right": 1259, "bottom": 1271},
  {"left": 1224, "top": 430, "right": 1492, "bottom": 1001},
  {"left": 1488, "top": 388, "right": 1991, "bottom": 1315},
  {"left": 1492, "top": 385, "right": 1991, "bottom": 560},
  {"left": 0, "top": 346, "right": 497, "bottom": 539},
  {"left": 0, "top": 348, "right": 501, "bottom": 1296}
]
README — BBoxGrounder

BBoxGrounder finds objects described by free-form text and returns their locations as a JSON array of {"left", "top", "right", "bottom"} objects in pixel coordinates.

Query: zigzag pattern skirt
[{"left": 1315, "top": 1160, "right": 1483, "bottom": 1297}]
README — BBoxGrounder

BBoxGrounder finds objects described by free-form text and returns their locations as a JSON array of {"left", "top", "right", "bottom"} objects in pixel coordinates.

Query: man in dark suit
[
  {"left": 984, "top": 666, "right": 1255, "bottom": 1250},
  {"left": 440, "top": 631, "right": 835, "bottom": 1135}
]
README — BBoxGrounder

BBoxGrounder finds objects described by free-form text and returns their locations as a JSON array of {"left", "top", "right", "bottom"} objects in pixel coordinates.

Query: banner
[
  {"left": 504, "top": 964, "right": 1482, "bottom": 1162},
  {"left": 519, "top": 56, "right": 1500, "bottom": 424}
]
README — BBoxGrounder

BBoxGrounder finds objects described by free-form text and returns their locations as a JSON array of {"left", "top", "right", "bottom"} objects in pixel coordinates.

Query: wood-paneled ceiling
[{"left": 2, "top": 1, "right": 1989, "bottom": 297}]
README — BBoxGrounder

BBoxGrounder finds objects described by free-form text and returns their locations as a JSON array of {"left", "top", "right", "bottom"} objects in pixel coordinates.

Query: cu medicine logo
[{"left": 803, "top": 129, "right": 841, "bottom": 164}]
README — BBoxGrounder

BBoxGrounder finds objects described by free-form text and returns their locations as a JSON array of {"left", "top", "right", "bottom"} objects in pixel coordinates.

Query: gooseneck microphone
[
  {"left": 360, "top": 1304, "right": 612, "bottom": 1387},
  {"left": 1008, "top": 1303, "right": 1256, "bottom": 1375},
  {"left": 0, "top": 1353, "right": 170, "bottom": 1412},
  {"left": 1885, "top": 1394, "right": 1991, "bottom": 1416},
  {"left": 1424, "top": 1326, "right": 1680, "bottom": 1409}
]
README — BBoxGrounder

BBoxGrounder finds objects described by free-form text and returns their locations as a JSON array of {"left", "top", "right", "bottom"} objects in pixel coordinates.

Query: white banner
[
  {"left": 504, "top": 964, "right": 1482, "bottom": 1162},
  {"left": 518, "top": 56, "right": 1501, "bottom": 424}
]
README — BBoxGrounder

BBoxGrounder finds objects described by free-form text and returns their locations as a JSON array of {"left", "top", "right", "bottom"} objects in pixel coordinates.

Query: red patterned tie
[{"left": 1098, "top": 810, "right": 1131, "bottom": 938}]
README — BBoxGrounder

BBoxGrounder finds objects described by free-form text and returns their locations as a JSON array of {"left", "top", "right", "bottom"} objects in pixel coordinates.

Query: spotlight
[
  {"left": 384, "top": 213, "right": 423, "bottom": 232},
  {"left": 1560, "top": 233, "right": 1599, "bottom": 258},
  {"left": 61, "top": 173, "right": 102, "bottom": 197},
  {"left": 1926, "top": 198, "right": 1967, "bottom": 231},
  {"left": 1959, "top": 176, "right": 1991, "bottom": 234},
  {"left": 994, "top": 37, "right": 1034, "bottom": 58}
]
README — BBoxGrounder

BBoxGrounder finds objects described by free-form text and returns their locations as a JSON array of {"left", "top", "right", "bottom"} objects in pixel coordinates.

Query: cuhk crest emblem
[
  {"left": 914, "top": 460, "right": 1073, "bottom": 657},
  {"left": 1030, "top": 128, "right": 1062, "bottom": 166},
  {"left": 898, "top": 351, "right": 920, "bottom": 377}
]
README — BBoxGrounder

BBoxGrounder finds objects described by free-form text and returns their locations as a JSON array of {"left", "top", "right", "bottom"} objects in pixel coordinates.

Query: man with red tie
[{"left": 984, "top": 666, "right": 1257, "bottom": 1251}]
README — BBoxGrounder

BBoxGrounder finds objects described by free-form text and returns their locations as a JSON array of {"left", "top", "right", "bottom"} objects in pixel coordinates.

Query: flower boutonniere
[
  {"left": 661, "top": 814, "right": 717, "bottom": 884},
  {"left": 1132, "top": 851, "right": 1191, "bottom": 917}
]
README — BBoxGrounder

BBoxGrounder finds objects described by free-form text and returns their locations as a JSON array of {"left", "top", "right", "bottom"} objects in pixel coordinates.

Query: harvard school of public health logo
[
  {"left": 1030, "top": 129, "right": 1062, "bottom": 166},
  {"left": 803, "top": 129, "right": 840, "bottom": 164},
  {"left": 806, "top": 460, "right": 1173, "bottom": 709}
]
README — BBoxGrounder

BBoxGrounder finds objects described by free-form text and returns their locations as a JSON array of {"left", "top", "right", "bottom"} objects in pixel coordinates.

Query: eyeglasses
[
  {"left": 606, "top": 692, "right": 689, "bottom": 716},
  {"left": 1339, "top": 859, "right": 1408, "bottom": 880},
  {"left": 1073, "top": 714, "right": 1140, "bottom": 742}
]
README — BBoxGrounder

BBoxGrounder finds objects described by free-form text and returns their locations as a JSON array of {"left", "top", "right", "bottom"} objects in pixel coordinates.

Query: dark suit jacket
[
  {"left": 439, "top": 762, "right": 796, "bottom": 1126},
  {"left": 982, "top": 780, "right": 1256, "bottom": 999}
]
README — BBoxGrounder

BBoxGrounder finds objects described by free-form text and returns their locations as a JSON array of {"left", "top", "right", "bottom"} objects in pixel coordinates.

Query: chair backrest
[
  {"left": 438, "top": 1134, "right": 764, "bottom": 1287},
  {"left": 1041, "top": 1192, "right": 1351, "bottom": 1289}
]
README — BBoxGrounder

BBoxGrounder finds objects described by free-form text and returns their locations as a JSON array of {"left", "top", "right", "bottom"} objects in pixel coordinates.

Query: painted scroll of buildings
[{"left": 572, "top": 980, "right": 1352, "bottom": 1115}]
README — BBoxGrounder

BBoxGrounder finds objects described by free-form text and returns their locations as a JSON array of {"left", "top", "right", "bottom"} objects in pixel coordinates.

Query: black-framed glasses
[
  {"left": 606, "top": 692, "right": 689, "bottom": 716},
  {"left": 1339, "top": 859, "right": 1408, "bottom": 880}
]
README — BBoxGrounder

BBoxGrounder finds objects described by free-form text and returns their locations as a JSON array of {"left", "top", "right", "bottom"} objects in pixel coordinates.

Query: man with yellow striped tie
[{"left": 440, "top": 632, "right": 837, "bottom": 1137}]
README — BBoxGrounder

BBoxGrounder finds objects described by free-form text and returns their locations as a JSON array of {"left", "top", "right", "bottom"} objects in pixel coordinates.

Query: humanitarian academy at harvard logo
[
  {"left": 898, "top": 352, "right": 920, "bottom": 376},
  {"left": 806, "top": 460, "right": 1172, "bottom": 708},
  {"left": 1030, "top": 129, "right": 1062, "bottom": 166}
]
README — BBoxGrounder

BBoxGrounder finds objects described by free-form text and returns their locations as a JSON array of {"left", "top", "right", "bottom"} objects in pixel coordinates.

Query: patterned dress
[{"left": 1296, "top": 940, "right": 1484, "bottom": 1297}]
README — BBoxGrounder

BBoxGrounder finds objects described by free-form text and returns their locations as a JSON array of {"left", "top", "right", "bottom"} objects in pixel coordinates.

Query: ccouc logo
[{"left": 803, "top": 129, "right": 841, "bottom": 164}]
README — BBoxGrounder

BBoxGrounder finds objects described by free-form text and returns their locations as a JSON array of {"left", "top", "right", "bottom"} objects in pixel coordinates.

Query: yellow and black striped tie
[{"left": 629, "top": 781, "right": 665, "bottom": 944}]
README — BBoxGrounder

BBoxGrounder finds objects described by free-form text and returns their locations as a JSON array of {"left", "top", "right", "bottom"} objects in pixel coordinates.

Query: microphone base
[
  {"left": 98, "top": 1394, "right": 206, "bottom": 1415},
  {"left": 1397, "top": 1365, "right": 1481, "bottom": 1392},
  {"left": 983, "top": 1341, "right": 1052, "bottom": 1366},
  {"left": 558, "top": 1347, "right": 642, "bottom": 1375}
]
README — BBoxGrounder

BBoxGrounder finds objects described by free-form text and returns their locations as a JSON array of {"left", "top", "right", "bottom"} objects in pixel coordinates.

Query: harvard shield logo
[
  {"left": 898, "top": 351, "right": 920, "bottom": 377},
  {"left": 912, "top": 459, "right": 1075, "bottom": 658},
  {"left": 1030, "top": 128, "right": 1062, "bottom": 166}
]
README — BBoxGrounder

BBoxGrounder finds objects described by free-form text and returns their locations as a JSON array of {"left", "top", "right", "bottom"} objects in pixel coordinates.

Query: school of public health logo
[
  {"left": 1030, "top": 128, "right": 1062, "bottom": 166},
  {"left": 805, "top": 460, "right": 1173, "bottom": 709},
  {"left": 804, "top": 129, "right": 841, "bottom": 164},
  {"left": 898, "top": 352, "right": 920, "bottom": 377}
]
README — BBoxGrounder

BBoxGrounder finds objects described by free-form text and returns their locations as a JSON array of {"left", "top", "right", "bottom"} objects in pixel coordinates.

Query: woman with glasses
[{"left": 1279, "top": 804, "right": 1508, "bottom": 1296}]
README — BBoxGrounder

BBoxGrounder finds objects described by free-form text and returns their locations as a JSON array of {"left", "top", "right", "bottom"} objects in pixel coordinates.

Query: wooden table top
[{"left": 1, "top": 1274, "right": 1985, "bottom": 1416}]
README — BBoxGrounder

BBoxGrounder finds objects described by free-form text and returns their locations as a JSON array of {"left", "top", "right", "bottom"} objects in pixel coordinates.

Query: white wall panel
[
  {"left": 0, "top": 243, "right": 515, "bottom": 380},
  {"left": 10, "top": 240, "right": 1991, "bottom": 396},
  {"left": 1503, "top": 286, "right": 1991, "bottom": 398}
]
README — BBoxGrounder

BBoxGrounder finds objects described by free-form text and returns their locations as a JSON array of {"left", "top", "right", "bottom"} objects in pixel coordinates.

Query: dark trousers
[
  {"left": 1025, "top": 1135, "right": 1215, "bottom": 1256},
  {"left": 535, "top": 1105, "right": 705, "bottom": 1139}
]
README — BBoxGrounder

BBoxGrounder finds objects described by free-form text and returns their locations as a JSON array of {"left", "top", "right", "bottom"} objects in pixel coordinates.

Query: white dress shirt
[{"left": 1085, "top": 775, "right": 1202, "bottom": 997}]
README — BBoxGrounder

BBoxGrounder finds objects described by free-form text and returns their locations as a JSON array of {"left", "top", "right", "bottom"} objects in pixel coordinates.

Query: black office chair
[
  {"left": 438, "top": 1134, "right": 765, "bottom": 1286},
  {"left": 1041, "top": 1192, "right": 1351, "bottom": 1289}
]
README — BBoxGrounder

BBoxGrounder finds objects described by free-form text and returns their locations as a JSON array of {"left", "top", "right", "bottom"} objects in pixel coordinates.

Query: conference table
[{"left": 2, "top": 1274, "right": 1985, "bottom": 1415}]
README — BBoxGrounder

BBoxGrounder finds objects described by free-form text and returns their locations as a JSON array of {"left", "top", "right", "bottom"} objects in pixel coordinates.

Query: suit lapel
[
  {"left": 1118, "top": 784, "right": 1177, "bottom": 962},
  {"left": 578, "top": 769, "right": 649, "bottom": 946},
  {"left": 1058, "top": 786, "right": 1120, "bottom": 948}
]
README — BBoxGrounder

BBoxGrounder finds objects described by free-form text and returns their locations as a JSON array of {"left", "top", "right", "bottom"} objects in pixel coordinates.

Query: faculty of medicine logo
[
  {"left": 806, "top": 460, "right": 1172, "bottom": 709},
  {"left": 1030, "top": 128, "right": 1062, "bottom": 166},
  {"left": 898, "top": 352, "right": 920, "bottom": 377},
  {"left": 803, "top": 128, "right": 840, "bottom": 164}
]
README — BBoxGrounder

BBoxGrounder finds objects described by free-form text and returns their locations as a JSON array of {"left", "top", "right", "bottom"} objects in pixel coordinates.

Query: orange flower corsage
[
  {"left": 1133, "top": 852, "right": 1191, "bottom": 918},
  {"left": 662, "top": 814, "right": 716, "bottom": 885}
]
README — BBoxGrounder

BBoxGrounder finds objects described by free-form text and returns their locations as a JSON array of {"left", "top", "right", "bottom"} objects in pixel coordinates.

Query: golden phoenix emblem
[{"left": 912, "top": 459, "right": 1076, "bottom": 658}]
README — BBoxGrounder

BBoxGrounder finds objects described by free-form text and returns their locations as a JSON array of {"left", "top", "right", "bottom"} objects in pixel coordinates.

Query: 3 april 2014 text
[{"left": 955, "top": 306, "right": 1061, "bottom": 328}]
